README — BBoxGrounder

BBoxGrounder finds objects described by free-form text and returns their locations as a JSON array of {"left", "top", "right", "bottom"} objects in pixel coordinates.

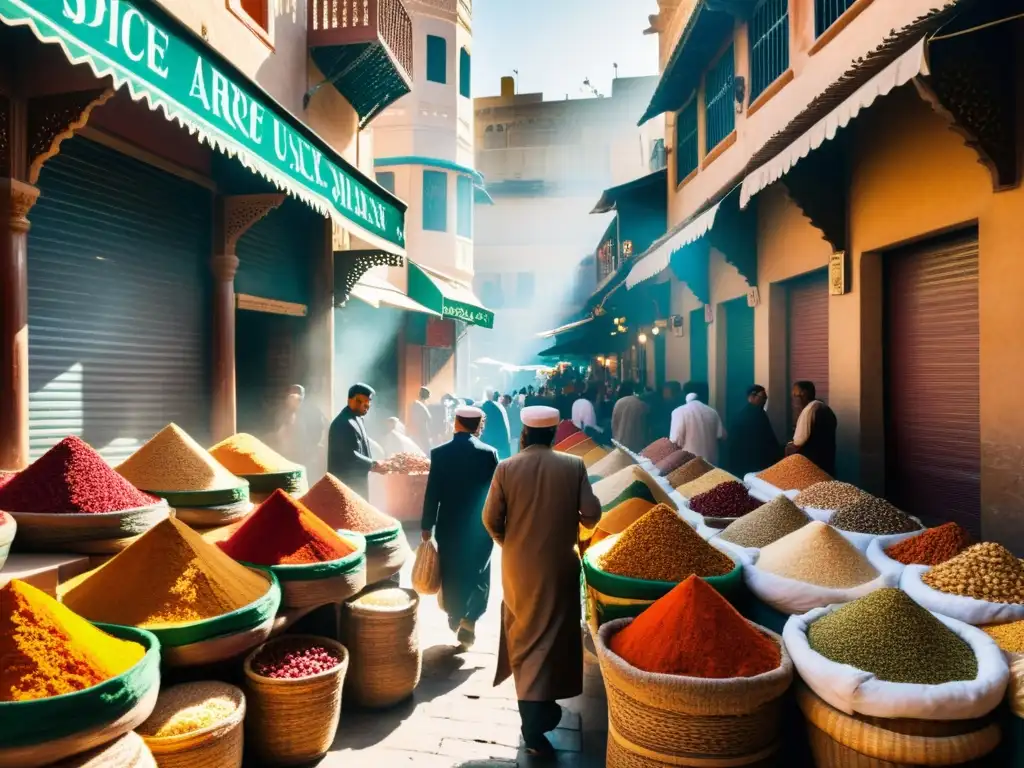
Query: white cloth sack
[
  {"left": 801, "top": 506, "right": 834, "bottom": 523},
  {"left": 709, "top": 534, "right": 759, "bottom": 565},
  {"left": 744, "top": 558, "right": 893, "bottom": 616},
  {"left": 865, "top": 536, "right": 911, "bottom": 583},
  {"left": 784, "top": 605, "right": 1009, "bottom": 720},
  {"left": 901, "top": 564, "right": 1024, "bottom": 626},
  {"left": 833, "top": 520, "right": 923, "bottom": 553}
]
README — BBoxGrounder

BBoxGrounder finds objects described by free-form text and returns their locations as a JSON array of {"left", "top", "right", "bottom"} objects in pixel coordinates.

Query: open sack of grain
[
  {"left": 864, "top": 522, "right": 972, "bottom": 582},
  {"left": 793, "top": 481, "right": 870, "bottom": 522},
  {"left": 745, "top": 455, "right": 831, "bottom": 503},
  {"left": 827, "top": 495, "right": 924, "bottom": 552}
]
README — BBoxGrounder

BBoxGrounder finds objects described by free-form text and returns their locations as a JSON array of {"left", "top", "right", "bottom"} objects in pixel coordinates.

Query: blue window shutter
[
  {"left": 459, "top": 48, "right": 471, "bottom": 98},
  {"left": 456, "top": 175, "right": 473, "bottom": 237},
  {"left": 423, "top": 170, "right": 448, "bottom": 232},
  {"left": 427, "top": 35, "right": 447, "bottom": 84},
  {"left": 375, "top": 171, "right": 396, "bottom": 195},
  {"left": 704, "top": 46, "right": 736, "bottom": 151}
]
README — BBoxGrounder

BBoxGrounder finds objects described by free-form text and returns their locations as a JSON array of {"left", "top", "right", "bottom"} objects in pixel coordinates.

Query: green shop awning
[
  {"left": 408, "top": 262, "right": 494, "bottom": 329},
  {"left": 6, "top": 0, "right": 406, "bottom": 254}
]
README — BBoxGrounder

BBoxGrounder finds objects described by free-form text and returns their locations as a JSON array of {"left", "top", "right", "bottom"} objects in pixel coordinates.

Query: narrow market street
[{"left": 326, "top": 531, "right": 608, "bottom": 768}]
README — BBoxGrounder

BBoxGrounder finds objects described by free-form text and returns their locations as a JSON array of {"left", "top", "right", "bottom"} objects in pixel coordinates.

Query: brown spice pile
[
  {"left": 757, "top": 455, "right": 832, "bottom": 491},
  {"left": 116, "top": 424, "right": 242, "bottom": 493},
  {"left": 655, "top": 450, "right": 695, "bottom": 476},
  {"left": 640, "top": 438, "right": 677, "bottom": 463},
  {"left": 830, "top": 497, "right": 920, "bottom": 535},
  {"left": 677, "top": 468, "right": 739, "bottom": 500},
  {"left": 922, "top": 542, "right": 1024, "bottom": 604},
  {"left": 794, "top": 481, "right": 868, "bottom": 510},
  {"left": 666, "top": 457, "right": 713, "bottom": 488},
  {"left": 884, "top": 522, "right": 972, "bottom": 566},
  {"left": 300, "top": 473, "right": 397, "bottom": 533}
]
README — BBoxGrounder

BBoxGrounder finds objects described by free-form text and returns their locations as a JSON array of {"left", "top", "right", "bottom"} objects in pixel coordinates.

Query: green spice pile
[
  {"left": 808, "top": 588, "right": 978, "bottom": 684},
  {"left": 666, "top": 457, "right": 713, "bottom": 489},
  {"left": 719, "top": 496, "right": 810, "bottom": 549},
  {"left": 794, "top": 481, "right": 869, "bottom": 510},
  {"left": 602, "top": 480, "right": 656, "bottom": 514},
  {"left": 677, "top": 468, "right": 738, "bottom": 499},
  {"left": 757, "top": 455, "right": 832, "bottom": 491},
  {"left": 599, "top": 504, "right": 734, "bottom": 583},
  {"left": 758, "top": 521, "right": 878, "bottom": 588},
  {"left": 921, "top": 542, "right": 1024, "bottom": 604},
  {"left": 829, "top": 497, "right": 921, "bottom": 535}
]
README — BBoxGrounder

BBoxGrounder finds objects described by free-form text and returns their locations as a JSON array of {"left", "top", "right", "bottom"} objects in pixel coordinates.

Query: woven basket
[
  {"left": 365, "top": 529, "right": 412, "bottom": 585},
  {"left": 797, "top": 684, "right": 1002, "bottom": 767},
  {"left": 595, "top": 618, "right": 792, "bottom": 767},
  {"left": 140, "top": 683, "right": 245, "bottom": 768},
  {"left": 7, "top": 502, "right": 170, "bottom": 553},
  {"left": 244, "top": 636, "right": 349, "bottom": 766},
  {"left": 173, "top": 500, "right": 252, "bottom": 528},
  {"left": 249, "top": 532, "right": 368, "bottom": 610},
  {"left": 342, "top": 588, "right": 422, "bottom": 708},
  {"left": 50, "top": 732, "right": 156, "bottom": 768}
]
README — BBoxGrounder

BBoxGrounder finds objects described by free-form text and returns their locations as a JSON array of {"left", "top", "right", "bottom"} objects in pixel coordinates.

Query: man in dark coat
[
  {"left": 727, "top": 385, "right": 782, "bottom": 476},
  {"left": 787, "top": 380, "right": 838, "bottom": 475},
  {"left": 327, "top": 383, "right": 378, "bottom": 499},
  {"left": 421, "top": 405, "right": 499, "bottom": 650},
  {"left": 480, "top": 388, "right": 512, "bottom": 459}
]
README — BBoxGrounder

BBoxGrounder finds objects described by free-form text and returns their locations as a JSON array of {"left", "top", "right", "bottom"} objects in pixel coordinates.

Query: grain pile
[
  {"left": 116, "top": 424, "right": 243, "bottom": 493},
  {"left": 589, "top": 449, "right": 635, "bottom": 480},
  {"left": 757, "top": 521, "right": 878, "bottom": 588},
  {"left": 666, "top": 457, "right": 713, "bottom": 488},
  {"left": 885, "top": 522, "right": 972, "bottom": 566},
  {"left": 594, "top": 466, "right": 639, "bottom": 507},
  {"left": 921, "top": 543, "right": 1024, "bottom": 604},
  {"left": 598, "top": 504, "right": 734, "bottom": 582},
  {"left": 602, "top": 480, "right": 656, "bottom": 513},
  {"left": 138, "top": 682, "right": 241, "bottom": 737},
  {"left": 808, "top": 588, "right": 978, "bottom": 684},
  {"left": 640, "top": 438, "right": 677, "bottom": 464},
  {"left": 353, "top": 587, "right": 415, "bottom": 609},
  {"left": 719, "top": 496, "right": 810, "bottom": 549},
  {"left": 757, "top": 455, "right": 832, "bottom": 490},
  {"left": 301, "top": 474, "right": 397, "bottom": 533},
  {"left": 689, "top": 481, "right": 761, "bottom": 521},
  {"left": 794, "top": 481, "right": 868, "bottom": 510},
  {"left": 595, "top": 498, "right": 656, "bottom": 538},
  {"left": 677, "top": 468, "right": 739, "bottom": 499},
  {"left": 655, "top": 450, "right": 694, "bottom": 476},
  {"left": 830, "top": 497, "right": 921, "bottom": 535},
  {"left": 982, "top": 620, "right": 1024, "bottom": 653},
  {"left": 209, "top": 433, "right": 300, "bottom": 474}
]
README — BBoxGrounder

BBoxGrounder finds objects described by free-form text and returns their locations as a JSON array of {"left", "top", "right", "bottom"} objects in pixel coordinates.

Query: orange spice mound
[
  {"left": 300, "top": 474, "right": 397, "bottom": 533},
  {"left": 219, "top": 489, "right": 356, "bottom": 566},
  {"left": 209, "top": 433, "right": 299, "bottom": 474},
  {"left": 609, "top": 575, "right": 780, "bottom": 678}
]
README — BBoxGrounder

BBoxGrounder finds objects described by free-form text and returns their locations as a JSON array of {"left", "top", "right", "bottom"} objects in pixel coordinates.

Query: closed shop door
[
  {"left": 689, "top": 307, "right": 708, "bottom": 384},
  {"left": 723, "top": 298, "right": 754, "bottom": 428},
  {"left": 235, "top": 198, "right": 315, "bottom": 306},
  {"left": 885, "top": 232, "right": 980, "bottom": 533},
  {"left": 787, "top": 271, "right": 830, "bottom": 426},
  {"left": 28, "top": 138, "right": 211, "bottom": 462}
]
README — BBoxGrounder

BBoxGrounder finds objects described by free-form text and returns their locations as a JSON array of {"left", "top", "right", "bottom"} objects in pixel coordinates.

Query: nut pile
[
  {"left": 677, "top": 468, "right": 739, "bottom": 500},
  {"left": 921, "top": 542, "right": 1024, "bottom": 604},
  {"left": 655, "top": 449, "right": 695, "bottom": 476},
  {"left": 253, "top": 642, "right": 343, "bottom": 679},
  {"left": 884, "top": 522, "right": 972, "bottom": 566},
  {"left": 666, "top": 457, "right": 713, "bottom": 489},
  {"left": 373, "top": 453, "right": 431, "bottom": 475},
  {"left": 758, "top": 521, "right": 878, "bottom": 588},
  {"left": 794, "top": 481, "right": 869, "bottom": 510},
  {"left": 808, "top": 588, "right": 978, "bottom": 684},
  {"left": 599, "top": 504, "right": 734, "bottom": 582},
  {"left": 757, "top": 455, "right": 832, "bottom": 491},
  {"left": 138, "top": 682, "right": 241, "bottom": 738},
  {"left": 982, "top": 619, "right": 1024, "bottom": 653},
  {"left": 829, "top": 497, "right": 921, "bottom": 535},
  {"left": 689, "top": 481, "right": 761, "bottom": 523},
  {"left": 640, "top": 438, "right": 677, "bottom": 463},
  {"left": 719, "top": 496, "right": 810, "bottom": 549}
]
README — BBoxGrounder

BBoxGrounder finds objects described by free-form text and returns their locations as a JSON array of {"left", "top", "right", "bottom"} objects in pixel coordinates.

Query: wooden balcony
[{"left": 307, "top": 0, "right": 413, "bottom": 127}]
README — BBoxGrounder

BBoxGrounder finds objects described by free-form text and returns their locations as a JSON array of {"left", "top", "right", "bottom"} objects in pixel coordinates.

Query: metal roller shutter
[
  {"left": 28, "top": 138, "right": 212, "bottom": 463},
  {"left": 235, "top": 198, "right": 316, "bottom": 306},
  {"left": 885, "top": 231, "right": 980, "bottom": 533},
  {"left": 689, "top": 307, "right": 708, "bottom": 384},
  {"left": 723, "top": 298, "right": 755, "bottom": 428},
  {"left": 787, "top": 271, "right": 830, "bottom": 426}
]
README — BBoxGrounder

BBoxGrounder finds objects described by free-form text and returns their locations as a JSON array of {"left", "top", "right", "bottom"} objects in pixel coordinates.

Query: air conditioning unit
[{"left": 670, "top": 314, "right": 684, "bottom": 337}]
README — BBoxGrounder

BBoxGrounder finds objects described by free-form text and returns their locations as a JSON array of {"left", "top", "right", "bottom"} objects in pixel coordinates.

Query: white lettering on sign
[{"left": 63, "top": 0, "right": 169, "bottom": 78}]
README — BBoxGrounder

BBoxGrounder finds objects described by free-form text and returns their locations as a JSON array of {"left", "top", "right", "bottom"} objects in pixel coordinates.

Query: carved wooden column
[{"left": 211, "top": 194, "right": 284, "bottom": 442}]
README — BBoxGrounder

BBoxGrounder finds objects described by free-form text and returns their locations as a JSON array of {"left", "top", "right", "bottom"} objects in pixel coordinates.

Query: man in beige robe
[{"left": 482, "top": 405, "right": 601, "bottom": 758}]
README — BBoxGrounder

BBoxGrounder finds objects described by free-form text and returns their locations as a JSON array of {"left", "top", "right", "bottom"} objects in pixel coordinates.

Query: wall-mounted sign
[
  {"left": 704, "top": 304, "right": 714, "bottom": 324},
  {"left": 829, "top": 251, "right": 847, "bottom": 295},
  {"left": 747, "top": 287, "right": 760, "bottom": 308},
  {"left": 237, "top": 294, "right": 308, "bottom": 317}
]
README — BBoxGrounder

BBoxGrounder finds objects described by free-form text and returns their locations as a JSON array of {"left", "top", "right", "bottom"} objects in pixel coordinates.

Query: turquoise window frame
[
  {"left": 375, "top": 171, "right": 396, "bottom": 195},
  {"left": 456, "top": 175, "right": 473, "bottom": 238},
  {"left": 675, "top": 98, "right": 698, "bottom": 185},
  {"left": 704, "top": 46, "right": 735, "bottom": 151},
  {"left": 423, "top": 170, "right": 448, "bottom": 232},
  {"left": 459, "top": 48, "right": 471, "bottom": 98},
  {"left": 749, "top": 0, "right": 790, "bottom": 100},
  {"left": 427, "top": 35, "right": 447, "bottom": 84},
  {"left": 815, "top": 0, "right": 857, "bottom": 38}
]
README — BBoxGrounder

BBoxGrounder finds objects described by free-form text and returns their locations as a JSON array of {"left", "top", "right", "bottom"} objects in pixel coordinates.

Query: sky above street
[{"left": 472, "top": 0, "right": 660, "bottom": 100}]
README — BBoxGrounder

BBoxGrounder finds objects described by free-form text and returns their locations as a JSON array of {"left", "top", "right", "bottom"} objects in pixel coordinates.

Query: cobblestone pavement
[{"left": 323, "top": 530, "right": 608, "bottom": 767}]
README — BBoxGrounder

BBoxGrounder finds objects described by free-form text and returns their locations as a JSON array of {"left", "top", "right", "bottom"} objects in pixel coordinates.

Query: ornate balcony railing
[{"left": 307, "top": 0, "right": 414, "bottom": 127}]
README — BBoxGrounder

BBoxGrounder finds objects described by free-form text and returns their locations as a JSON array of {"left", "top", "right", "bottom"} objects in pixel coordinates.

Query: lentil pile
[
  {"left": 0, "top": 436, "right": 158, "bottom": 514},
  {"left": 885, "top": 522, "right": 972, "bottom": 566},
  {"left": 588, "top": 449, "right": 634, "bottom": 480},
  {"left": 61, "top": 517, "right": 271, "bottom": 627},
  {"left": 921, "top": 542, "right": 1024, "bottom": 604},
  {"left": 115, "top": 424, "right": 243, "bottom": 493},
  {"left": 300, "top": 473, "right": 397, "bottom": 533},
  {"left": 719, "top": 496, "right": 810, "bottom": 549},
  {"left": 807, "top": 588, "right": 978, "bottom": 684},
  {"left": 677, "top": 468, "right": 739, "bottom": 499},
  {"left": 599, "top": 504, "right": 734, "bottom": 582},
  {"left": 655, "top": 450, "right": 695, "bottom": 476},
  {"left": 1, "top": 579, "right": 145, "bottom": 701},
  {"left": 689, "top": 481, "right": 761, "bottom": 522},
  {"left": 982, "top": 620, "right": 1024, "bottom": 653},
  {"left": 640, "top": 438, "right": 677, "bottom": 464},
  {"left": 252, "top": 640, "right": 343, "bottom": 679},
  {"left": 209, "top": 433, "right": 299, "bottom": 474},
  {"left": 666, "top": 457, "right": 713, "bottom": 489},
  {"left": 595, "top": 498, "right": 656, "bottom": 538},
  {"left": 610, "top": 575, "right": 780, "bottom": 678},
  {"left": 220, "top": 489, "right": 357, "bottom": 566},
  {"left": 555, "top": 420, "right": 580, "bottom": 445},
  {"left": 373, "top": 453, "right": 431, "bottom": 474},
  {"left": 829, "top": 497, "right": 921, "bottom": 535},
  {"left": 757, "top": 455, "right": 832, "bottom": 491},
  {"left": 138, "top": 682, "right": 241, "bottom": 738},
  {"left": 794, "top": 481, "right": 869, "bottom": 510},
  {"left": 757, "top": 521, "right": 878, "bottom": 588}
]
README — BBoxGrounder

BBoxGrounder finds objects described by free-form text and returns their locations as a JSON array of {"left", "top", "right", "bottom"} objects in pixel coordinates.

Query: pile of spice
[
  {"left": 0, "top": 470, "right": 14, "bottom": 489},
  {"left": 209, "top": 433, "right": 300, "bottom": 474},
  {"left": 666, "top": 457, "right": 713, "bottom": 489},
  {"left": 982, "top": 620, "right": 1024, "bottom": 654},
  {"left": 556, "top": 432, "right": 590, "bottom": 452},
  {"left": 884, "top": 522, "right": 972, "bottom": 566},
  {"left": 794, "top": 481, "right": 869, "bottom": 510},
  {"left": 566, "top": 438, "right": 598, "bottom": 457},
  {"left": 829, "top": 497, "right": 921, "bottom": 535},
  {"left": 220, "top": 489, "right": 357, "bottom": 566},
  {"left": 807, "top": 588, "right": 978, "bottom": 684},
  {"left": 253, "top": 639, "right": 343, "bottom": 679},
  {"left": 757, "top": 455, "right": 832, "bottom": 491},
  {"left": 0, "top": 436, "right": 158, "bottom": 514},
  {"left": 640, "top": 438, "right": 677, "bottom": 464},
  {"left": 353, "top": 586, "right": 415, "bottom": 608},
  {"left": 677, "top": 468, "right": 739, "bottom": 499},
  {"left": 138, "top": 682, "right": 241, "bottom": 738},
  {"left": 610, "top": 575, "right": 780, "bottom": 678},
  {"left": 582, "top": 447, "right": 610, "bottom": 467},
  {"left": 594, "top": 498, "right": 655, "bottom": 539},
  {"left": 602, "top": 480, "right": 656, "bottom": 513},
  {"left": 373, "top": 454, "right": 431, "bottom": 474},
  {"left": 689, "top": 481, "right": 761, "bottom": 522},
  {"left": 61, "top": 517, "right": 271, "bottom": 627},
  {"left": 589, "top": 449, "right": 635, "bottom": 480},
  {"left": 757, "top": 521, "right": 878, "bottom": 589},
  {"left": 719, "top": 496, "right": 811, "bottom": 549},
  {"left": 599, "top": 504, "right": 734, "bottom": 582},
  {"left": 1, "top": 579, "right": 145, "bottom": 701},
  {"left": 655, "top": 450, "right": 695, "bottom": 476},
  {"left": 921, "top": 543, "right": 1024, "bottom": 604},
  {"left": 555, "top": 420, "right": 580, "bottom": 445},
  {"left": 116, "top": 424, "right": 243, "bottom": 493},
  {"left": 300, "top": 474, "right": 397, "bottom": 533},
  {"left": 594, "top": 466, "right": 640, "bottom": 506}
]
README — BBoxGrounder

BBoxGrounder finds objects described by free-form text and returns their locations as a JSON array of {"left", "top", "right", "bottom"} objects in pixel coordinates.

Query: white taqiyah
[
  {"left": 455, "top": 405, "right": 484, "bottom": 419},
  {"left": 521, "top": 406, "right": 560, "bottom": 429}
]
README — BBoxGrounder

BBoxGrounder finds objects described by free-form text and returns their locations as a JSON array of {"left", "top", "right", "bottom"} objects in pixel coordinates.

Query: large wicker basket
[
  {"left": 342, "top": 587, "right": 422, "bottom": 708},
  {"left": 243, "top": 636, "right": 349, "bottom": 766},
  {"left": 139, "top": 682, "right": 245, "bottom": 768},
  {"left": 595, "top": 617, "right": 793, "bottom": 767}
]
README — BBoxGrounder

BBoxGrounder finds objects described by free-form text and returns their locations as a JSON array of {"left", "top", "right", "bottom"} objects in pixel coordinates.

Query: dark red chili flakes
[
  {"left": 0, "top": 471, "right": 13, "bottom": 490},
  {"left": 689, "top": 481, "right": 761, "bottom": 522}
]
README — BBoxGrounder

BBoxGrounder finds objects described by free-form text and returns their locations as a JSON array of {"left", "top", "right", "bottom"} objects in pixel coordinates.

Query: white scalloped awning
[
  {"left": 626, "top": 201, "right": 723, "bottom": 289},
  {"left": 740, "top": 37, "right": 929, "bottom": 209},
  {"left": 351, "top": 272, "right": 439, "bottom": 316}
]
